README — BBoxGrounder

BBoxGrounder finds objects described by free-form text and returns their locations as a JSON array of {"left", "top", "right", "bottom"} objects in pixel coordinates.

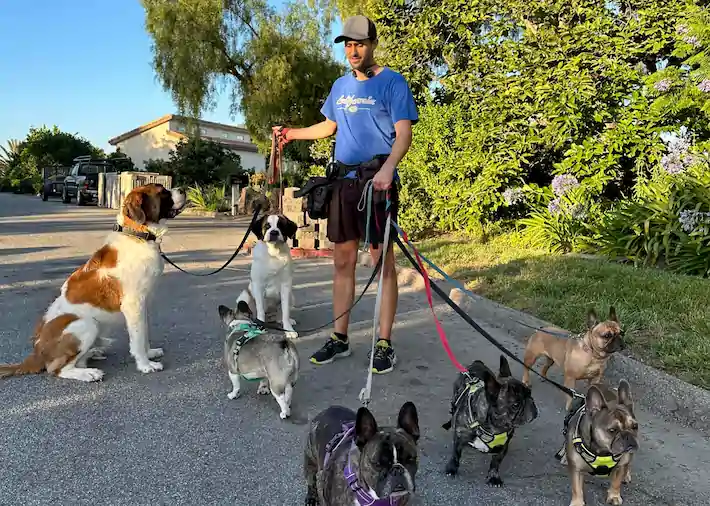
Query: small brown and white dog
[{"left": 0, "top": 183, "right": 186, "bottom": 382}]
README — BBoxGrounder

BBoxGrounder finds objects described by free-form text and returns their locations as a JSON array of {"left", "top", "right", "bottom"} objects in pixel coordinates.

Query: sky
[{"left": 0, "top": 1, "right": 344, "bottom": 153}]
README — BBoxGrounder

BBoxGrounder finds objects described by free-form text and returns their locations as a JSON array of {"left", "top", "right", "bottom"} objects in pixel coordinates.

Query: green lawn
[{"left": 395, "top": 232, "right": 710, "bottom": 391}]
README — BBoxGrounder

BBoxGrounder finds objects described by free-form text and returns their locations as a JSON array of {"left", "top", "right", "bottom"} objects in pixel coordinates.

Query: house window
[{"left": 236, "top": 135, "right": 244, "bottom": 141}]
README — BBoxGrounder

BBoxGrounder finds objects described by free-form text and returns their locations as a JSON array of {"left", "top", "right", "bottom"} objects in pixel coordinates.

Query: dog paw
[
  {"left": 227, "top": 389, "right": 241, "bottom": 400},
  {"left": 622, "top": 469, "right": 632, "bottom": 484},
  {"left": 286, "top": 330, "right": 299, "bottom": 340},
  {"left": 486, "top": 476, "right": 504, "bottom": 488},
  {"left": 257, "top": 381, "right": 270, "bottom": 395},
  {"left": 606, "top": 494, "right": 622, "bottom": 506},
  {"left": 74, "top": 368, "right": 105, "bottom": 382},
  {"left": 87, "top": 348, "right": 108, "bottom": 361},
  {"left": 137, "top": 360, "right": 164, "bottom": 374},
  {"left": 280, "top": 410, "right": 291, "bottom": 420},
  {"left": 444, "top": 462, "right": 459, "bottom": 477},
  {"left": 147, "top": 348, "right": 164, "bottom": 359}
]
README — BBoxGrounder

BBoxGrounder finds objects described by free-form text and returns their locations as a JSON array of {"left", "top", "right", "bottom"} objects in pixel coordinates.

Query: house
[{"left": 107, "top": 114, "right": 266, "bottom": 173}]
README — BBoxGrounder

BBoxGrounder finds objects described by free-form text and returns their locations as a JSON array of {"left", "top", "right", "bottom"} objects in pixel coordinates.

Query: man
[{"left": 273, "top": 15, "right": 418, "bottom": 374}]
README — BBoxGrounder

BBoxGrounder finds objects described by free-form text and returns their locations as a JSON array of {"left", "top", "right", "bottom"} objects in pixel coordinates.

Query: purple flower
[
  {"left": 548, "top": 198, "right": 561, "bottom": 216},
  {"left": 503, "top": 187, "right": 524, "bottom": 206},
  {"left": 654, "top": 79, "right": 673, "bottom": 92},
  {"left": 678, "top": 210, "right": 710, "bottom": 234},
  {"left": 676, "top": 24, "right": 690, "bottom": 36},
  {"left": 684, "top": 35, "right": 701, "bottom": 48},
  {"left": 551, "top": 174, "right": 579, "bottom": 197},
  {"left": 661, "top": 152, "right": 686, "bottom": 175},
  {"left": 698, "top": 80, "right": 710, "bottom": 93}
]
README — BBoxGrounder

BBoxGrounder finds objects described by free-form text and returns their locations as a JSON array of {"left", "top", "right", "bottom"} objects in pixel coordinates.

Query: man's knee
[{"left": 334, "top": 242, "right": 358, "bottom": 275}]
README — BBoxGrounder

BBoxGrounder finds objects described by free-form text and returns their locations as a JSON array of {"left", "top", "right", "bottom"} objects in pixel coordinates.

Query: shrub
[{"left": 186, "top": 184, "right": 230, "bottom": 213}]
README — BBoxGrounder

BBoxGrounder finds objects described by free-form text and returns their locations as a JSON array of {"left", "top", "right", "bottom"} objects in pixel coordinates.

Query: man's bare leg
[
  {"left": 309, "top": 240, "right": 358, "bottom": 365},
  {"left": 368, "top": 241, "right": 398, "bottom": 374},
  {"left": 333, "top": 240, "right": 358, "bottom": 335},
  {"left": 369, "top": 242, "right": 398, "bottom": 340}
]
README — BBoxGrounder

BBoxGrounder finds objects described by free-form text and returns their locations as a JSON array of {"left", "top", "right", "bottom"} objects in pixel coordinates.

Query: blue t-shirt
[{"left": 321, "top": 67, "right": 418, "bottom": 173}]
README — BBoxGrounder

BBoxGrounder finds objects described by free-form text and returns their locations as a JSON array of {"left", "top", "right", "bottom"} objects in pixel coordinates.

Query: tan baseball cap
[{"left": 334, "top": 15, "right": 377, "bottom": 43}]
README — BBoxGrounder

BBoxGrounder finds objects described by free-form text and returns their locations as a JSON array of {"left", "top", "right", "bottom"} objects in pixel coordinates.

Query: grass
[{"left": 395, "top": 231, "right": 710, "bottom": 391}]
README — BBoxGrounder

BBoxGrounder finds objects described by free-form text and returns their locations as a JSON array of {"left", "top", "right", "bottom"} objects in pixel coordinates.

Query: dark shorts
[{"left": 327, "top": 177, "right": 399, "bottom": 249}]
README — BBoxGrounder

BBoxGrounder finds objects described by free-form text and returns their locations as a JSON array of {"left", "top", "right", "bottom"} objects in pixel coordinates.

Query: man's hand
[
  {"left": 373, "top": 164, "right": 395, "bottom": 191},
  {"left": 272, "top": 125, "right": 291, "bottom": 147}
]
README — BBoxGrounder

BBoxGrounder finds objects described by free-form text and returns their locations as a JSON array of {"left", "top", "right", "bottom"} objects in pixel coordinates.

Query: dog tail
[{"left": 0, "top": 352, "right": 44, "bottom": 379}]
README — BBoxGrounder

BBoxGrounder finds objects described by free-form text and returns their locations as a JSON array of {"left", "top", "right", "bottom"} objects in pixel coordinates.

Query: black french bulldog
[
  {"left": 443, "top": 355, "right": 539, "bottom": 487},
  {"left": 304, "top": 402, "right": 420, "bottom": 506}
]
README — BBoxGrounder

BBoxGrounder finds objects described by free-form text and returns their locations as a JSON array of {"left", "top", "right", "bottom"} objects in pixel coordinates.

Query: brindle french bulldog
[
  {"left": 304, "top": 402, "right": 420, "bottom": 506},
  {"left": 562, "top": 380, "right": 639, "bottom": 506},
  {"left": 522, "top": 306, "right": 625, "bottom": 409},
  {"left": 443, "top": 356, "right": 538, "bottom": 487}
]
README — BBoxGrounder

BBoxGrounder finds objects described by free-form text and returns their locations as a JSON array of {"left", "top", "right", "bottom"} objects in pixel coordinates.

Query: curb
[{"left": 396, "top": 266, "right": 710, "bottom": 435}]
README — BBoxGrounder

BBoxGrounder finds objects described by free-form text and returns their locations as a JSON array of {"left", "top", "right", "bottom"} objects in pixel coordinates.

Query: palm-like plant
[{"left": 0, "top": 139, "right": 21, "bottom": 176}]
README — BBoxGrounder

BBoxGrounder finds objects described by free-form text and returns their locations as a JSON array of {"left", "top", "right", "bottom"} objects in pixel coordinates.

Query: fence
[{"left": 97, "top": 172, "right": 173, "bottom": 210}]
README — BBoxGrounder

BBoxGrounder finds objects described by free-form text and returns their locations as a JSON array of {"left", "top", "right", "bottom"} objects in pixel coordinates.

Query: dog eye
[{"left": 608, "top": 427, "right": 617, "bottom": 434}]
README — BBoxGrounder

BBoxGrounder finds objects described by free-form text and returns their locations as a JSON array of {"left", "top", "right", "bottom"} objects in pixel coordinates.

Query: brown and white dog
[{"left": 0, "top": 183, "right": 186, "bottom": 382}]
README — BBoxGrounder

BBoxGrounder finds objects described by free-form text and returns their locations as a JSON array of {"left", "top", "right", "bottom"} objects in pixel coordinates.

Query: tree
[
  {"left": 362, "top": 0, "right": 710, "bottom": 235},
  {"left": 106, "top": 148, "right": 136, "bottom": 172},
  {"left": 1, "top": 126, "right": 103, "bottom": 193},
  {"left": 141, "top": 0, "right": 345, "bottom": 163},
  {"left": 164, "top": 136, "right": 243, "bottom": 187}
]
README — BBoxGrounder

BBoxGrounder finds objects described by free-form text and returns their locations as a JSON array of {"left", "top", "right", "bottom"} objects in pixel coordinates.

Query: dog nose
[{"left": 269, "top": 230, "right": 279, "bottom": 237}]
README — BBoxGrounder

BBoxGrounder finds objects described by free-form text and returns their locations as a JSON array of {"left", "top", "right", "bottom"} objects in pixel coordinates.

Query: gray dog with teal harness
[{"left": 217, "top": 300, "right": 300, "bottom": 420}]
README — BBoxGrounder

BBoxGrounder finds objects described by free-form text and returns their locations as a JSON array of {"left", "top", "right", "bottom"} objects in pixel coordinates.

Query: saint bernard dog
[
  {"left": 236, "top": 213, "right": 299, "bottom": 339},
  {"left": 0, "top": 183, "right": 186, "bottom": 382}
]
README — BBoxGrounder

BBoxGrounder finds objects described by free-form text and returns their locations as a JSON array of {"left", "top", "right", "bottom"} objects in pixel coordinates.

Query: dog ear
[
  {"left": 236, "top": 300, "right": 252, "bottom": 317},
  {"left": 252, "top": 214, "right": 266, "bottom": 240},
  {"left": 397, "top": 401, "right": 420, "bottom": 443},
  {"left": 608, "top": 306, "right": 618, "bottom": 322},
  {"left": 481, "top": 370, "right": 501, "bottom": 399},
  {"left": 585, "top": 385, "right": 607, "bottom": 415},
  {"left": 218, "top": 304, "right": 235, "bottom": 325},
  {"left": 282, "top": 215, "right": 298, "bottom": 240},
  {"left": 617, "top": 379, "right": 634, "bottom": 412},
  {"left": 499, "top": 355, "right": 512, "bottom": 378},
  {"left": 586, "top": 308, "right": 599, "bottom": 329},
  {"left": 355, "top": 407, "right": 379, "bottom": 447},
  {"left": 123, "top": 192, "right": 147, "bottom": 225}
]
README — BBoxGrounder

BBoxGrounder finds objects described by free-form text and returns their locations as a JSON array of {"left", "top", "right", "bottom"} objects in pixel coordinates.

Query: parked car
[
  {"left": 60, "top": 155, "right": 128, "bottom": 206},
  {"left": 41, "top": 165, "right": 70, "bottom": 201}
]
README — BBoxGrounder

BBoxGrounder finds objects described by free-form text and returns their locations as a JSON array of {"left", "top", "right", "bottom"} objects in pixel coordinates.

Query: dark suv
[{"left": 61, "top": 156, "right": 122, "bottom": 206}]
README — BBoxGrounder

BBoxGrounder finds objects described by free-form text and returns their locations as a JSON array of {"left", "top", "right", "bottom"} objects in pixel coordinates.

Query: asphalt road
[{"left": 0, "top": 192, "right": 708, "bottom": 506}]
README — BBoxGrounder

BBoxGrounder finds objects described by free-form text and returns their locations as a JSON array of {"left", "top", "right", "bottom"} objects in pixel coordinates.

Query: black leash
[
  {"left": 160, "top": 204, "right": 262, "bottom": 277},
  {"left": 251, "top": 252, "right": 384, "bottom": 335},
  {"left": 393, "top": 234, "right": 583, "bottom": 400}
]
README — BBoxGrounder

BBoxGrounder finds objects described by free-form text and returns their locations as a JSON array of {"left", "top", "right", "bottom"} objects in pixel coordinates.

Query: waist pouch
[
  {"left": 294, "top": 175, "right": 333, "bottom": 220},
  {"left": 295, "top": 155, "right": 390, "bottom": 219}
]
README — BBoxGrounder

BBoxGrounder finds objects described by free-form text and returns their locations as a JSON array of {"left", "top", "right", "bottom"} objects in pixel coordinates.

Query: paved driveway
[{"left": 0, "top": 193, "right": 708, "bottom": 505}]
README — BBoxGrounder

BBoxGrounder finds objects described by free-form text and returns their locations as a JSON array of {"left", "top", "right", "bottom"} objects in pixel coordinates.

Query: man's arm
[
  {"left": 382, "top": 119, "right": 413, "bottom": 171},
  {"left": 283, "top": 119, "right": 337, "bottom": 141}
]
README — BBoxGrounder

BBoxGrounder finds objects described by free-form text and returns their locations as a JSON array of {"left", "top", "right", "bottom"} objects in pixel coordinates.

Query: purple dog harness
[{"left": 323, "top": 422, "right": 403, "bottom": 506}]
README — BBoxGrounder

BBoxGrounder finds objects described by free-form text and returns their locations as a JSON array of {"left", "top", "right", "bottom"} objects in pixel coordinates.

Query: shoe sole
[{"left": 310, "top": 348, "right": 352, "bottom": 365}]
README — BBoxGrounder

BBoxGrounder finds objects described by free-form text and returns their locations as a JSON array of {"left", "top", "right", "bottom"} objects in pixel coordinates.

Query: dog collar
[
  {"left": 571, "top": 407, "right": 622, "bottom": 477},
  {"left": 113, "top": 223, "right": 157, "bottom": 242},
  {"left": 461, "top": 376, "right": 509, "bottom": 453}
]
